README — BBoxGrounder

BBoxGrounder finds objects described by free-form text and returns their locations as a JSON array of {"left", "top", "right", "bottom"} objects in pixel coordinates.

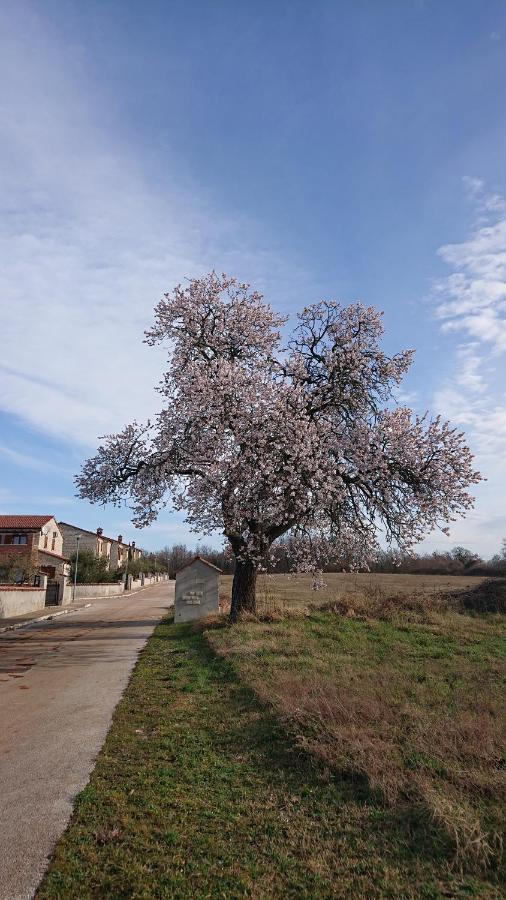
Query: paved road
[{"left": 0, "top": 582, "right": 174, "bottom": 900}]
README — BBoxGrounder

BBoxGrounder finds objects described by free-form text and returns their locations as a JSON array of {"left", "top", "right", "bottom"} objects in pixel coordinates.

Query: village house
[
  {"left": 58, "top": 522, "right": 143, "bottom": 571},
  {"left": 0, "top": 515, "right": 70, "bottom": 582}
]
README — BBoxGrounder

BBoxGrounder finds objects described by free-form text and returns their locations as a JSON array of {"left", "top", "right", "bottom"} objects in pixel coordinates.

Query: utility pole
[{"left": 73, "top": 534, "right": 81, "bottom": 602}]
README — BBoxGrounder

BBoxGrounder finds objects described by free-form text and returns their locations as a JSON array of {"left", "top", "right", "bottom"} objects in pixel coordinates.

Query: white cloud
[
  {"left": 434, "top": 194, "right": 506, "bottom": 356},
  {"left": 427, "top": 178, "right": 506, "bottom": 556},
  {"left": 462, "top": 175, "right": 485, "bottom": 197},
  {"left": 0, "top": 7, "right": 303, "bottom": 448}
]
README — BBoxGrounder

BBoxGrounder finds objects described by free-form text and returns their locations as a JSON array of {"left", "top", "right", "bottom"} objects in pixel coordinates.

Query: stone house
[
  {"left": 0, "top": 515, "right": 70, "bottom": 582},
  {"left": 109, "top": 534, "right": 140, "bottom": 569},
  {"left": 58, "top": 522, "right": 142, "bottom": 571},
  {"left": 174, "top": 556, "right": 222, "bottom": 623}
]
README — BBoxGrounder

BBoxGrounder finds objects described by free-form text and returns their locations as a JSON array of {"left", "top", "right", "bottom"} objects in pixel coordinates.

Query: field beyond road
[
  {"left": 39, "top": 574, "right": 505, "bottom": 898},
  {"left": 220, "top": 571, "right": 494, "bottom": 610}
]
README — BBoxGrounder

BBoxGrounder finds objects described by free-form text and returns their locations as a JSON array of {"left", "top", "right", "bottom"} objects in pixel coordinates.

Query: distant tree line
[
  {"left": 152, "top": 544, "right": 234, "bottom": 579},
  {"left": 367, "top": 542, "right": 506, "bottom": 577},
  {"left": 282, "top": 536, "right": 506, "bottom": 577},
  {"left": 152, "top": 537, "right": 506, "bottom": 580}
]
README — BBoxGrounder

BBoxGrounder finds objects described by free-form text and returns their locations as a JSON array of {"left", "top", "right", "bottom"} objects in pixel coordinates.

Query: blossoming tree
[{"left": 77, "top": 273, "right": 481, "bottom": 619}]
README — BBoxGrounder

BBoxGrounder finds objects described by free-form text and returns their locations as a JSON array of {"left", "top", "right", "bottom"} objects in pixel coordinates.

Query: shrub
[
  {"left": 0, "top": 550, "right": 38, "bottom": 584},
  {"left": 69, "top": 550, "right": 123, "bottom": 584}
]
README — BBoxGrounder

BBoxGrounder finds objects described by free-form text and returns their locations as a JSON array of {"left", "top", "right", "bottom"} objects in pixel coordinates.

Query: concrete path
[{"left": 0, "top": 582, "right": 174, "bottom": 900}]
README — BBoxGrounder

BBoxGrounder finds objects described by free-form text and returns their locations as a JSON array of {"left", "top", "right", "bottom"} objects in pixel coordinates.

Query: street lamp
[
  {"left": 123, "top": 543, "right": 130, "bottom": 591},
  {"left": 73, "top": 534, "right": 81, "bottom": 602}
]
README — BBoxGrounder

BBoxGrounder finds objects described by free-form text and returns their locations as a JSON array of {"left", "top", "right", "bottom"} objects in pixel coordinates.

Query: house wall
[
  {"left": 59, "top": 524, "right": 116, "bottom": 570},
  {"left": 110, "top": 540, "right": 130, "bottom": 570},
  {"left": 37, "top": 518, "right": 63, "bottom": 555},
  {"left": 0, "top": 532, "right": 37, "bottom": 551},
  {"left": 0, "top": 586, "right": 46, "bottom": 618},
  {"left": 59, "top": 523, "right": 98, "bottom": 559},
  {"left": 38, "top": 550, "right": 69, "bottom": 578}
]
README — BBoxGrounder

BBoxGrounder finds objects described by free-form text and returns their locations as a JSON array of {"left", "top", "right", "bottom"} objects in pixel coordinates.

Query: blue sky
[{"left": 1, "top": 1, "right": 505, "bottom": 556}]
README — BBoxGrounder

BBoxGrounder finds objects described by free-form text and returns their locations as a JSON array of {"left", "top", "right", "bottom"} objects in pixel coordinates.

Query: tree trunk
[{"left": 230, "top": 558, "right": 257, "bottom": 621}]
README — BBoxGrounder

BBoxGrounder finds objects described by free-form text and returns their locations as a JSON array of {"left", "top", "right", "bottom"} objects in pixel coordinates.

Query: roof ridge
[
  {"left": 0, "top": 515, "right": 54, "bottom": 529},
  {"left": 176, "top": 555, "right": 223, "bottom": 574},
  {"left": 59, "top": 521, "right": 115, "bottom": 542}
]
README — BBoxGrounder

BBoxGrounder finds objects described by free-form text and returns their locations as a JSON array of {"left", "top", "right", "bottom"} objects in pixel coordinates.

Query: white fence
[{"left": 70, "top": 573, "right": 170, "bottom": 602}]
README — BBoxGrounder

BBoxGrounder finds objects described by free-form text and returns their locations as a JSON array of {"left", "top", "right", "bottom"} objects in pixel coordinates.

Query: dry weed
[
  {"left": 416, "top": 779, "right": 503, "bottom": 873},
  {"left": 266, "top": 670, "right": 505, "bottom": 872}
]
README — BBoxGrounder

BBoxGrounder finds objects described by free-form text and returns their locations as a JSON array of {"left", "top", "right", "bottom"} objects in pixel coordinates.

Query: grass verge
[{"left": 38, "top": 607, "right": 504, "bottom": 898}]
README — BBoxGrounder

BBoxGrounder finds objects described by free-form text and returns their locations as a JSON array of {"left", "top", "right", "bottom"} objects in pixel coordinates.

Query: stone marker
[{"left": 174, "top": 556, "right": 222, "bottom": 623}]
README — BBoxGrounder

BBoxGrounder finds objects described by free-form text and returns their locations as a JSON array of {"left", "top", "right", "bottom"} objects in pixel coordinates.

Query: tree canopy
[{"left": 77, "top": 273, "right": 481, "bottom": 618}]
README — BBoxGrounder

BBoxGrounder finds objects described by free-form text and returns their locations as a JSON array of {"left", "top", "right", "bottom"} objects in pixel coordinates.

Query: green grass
[
  {"left": 208, "top": 603, "right": 505, "bottom": 882},
  {"left": 38, "top": 603, "right": 504, "bottom": 898}
]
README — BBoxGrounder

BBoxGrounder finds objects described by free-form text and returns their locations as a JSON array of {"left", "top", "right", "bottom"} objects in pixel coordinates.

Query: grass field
[
  {"left": 220, "top": 572, "right": 490, "bottom": 612},
  {"left": 39, "top": 575, "right": 505, "bottom": 898}
]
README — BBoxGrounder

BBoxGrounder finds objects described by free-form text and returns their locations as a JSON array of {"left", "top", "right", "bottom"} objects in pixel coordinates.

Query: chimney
[
  {"left": 97, "top": 527, "right": 103, "bottom": 536},
  {"left": 118, "top": 534, "right": 123, "bottom": 544},
  {"left": 131, "top": 541, "right": 136, "bottom": 548}
]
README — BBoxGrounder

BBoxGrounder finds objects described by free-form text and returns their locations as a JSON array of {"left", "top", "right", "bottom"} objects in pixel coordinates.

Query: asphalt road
[{"left": 0, "top": 582, "right": 174, "bottom": 900}]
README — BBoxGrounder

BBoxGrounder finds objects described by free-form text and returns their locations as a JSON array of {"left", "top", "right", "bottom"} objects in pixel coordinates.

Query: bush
[
  {"left": 456, "top": 578, "right": 506, "bottom": 614},
  {"left": 125, "top": 554, "right": 169, "bottom": 578},
  {"left": 0, "top": 551, "right": 38, "bottom": 584},
  {"left": 69, "top": 550, "right": 123, "bottom": 584}
]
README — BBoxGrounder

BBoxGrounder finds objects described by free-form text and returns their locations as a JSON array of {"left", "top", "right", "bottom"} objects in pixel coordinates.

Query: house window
[
  {"left": 44, "top": 535, "right": 48, "bottom": 548},
  {"left": 13, "top": 534, "right": 27, "bottom": 545},
  {"left": 51, "top": 531, "right": 56, "bottom": 551}
]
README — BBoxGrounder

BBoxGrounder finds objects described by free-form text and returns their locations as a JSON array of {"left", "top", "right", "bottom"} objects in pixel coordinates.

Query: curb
[{"left": 0, "top": 604, "right": 92, "bottom": 634}]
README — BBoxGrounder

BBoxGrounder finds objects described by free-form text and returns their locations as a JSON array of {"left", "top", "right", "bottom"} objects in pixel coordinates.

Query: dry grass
[
  {"left": 220, "top": 573, "right": 506, "bottom": 623},
  {"left": 265, "top": 670, "right": 505, "bottom": 873},
  {"left": 209, "top": 574, "right": 506, "bottom": 877},
  {"left": 221, "top": 571, "right": 492, "bottom": 614}
]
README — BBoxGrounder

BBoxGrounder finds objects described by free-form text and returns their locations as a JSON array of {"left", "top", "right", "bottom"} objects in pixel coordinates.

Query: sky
[{"left": 1, "top": 0, "right": 505, "bottom": 557}]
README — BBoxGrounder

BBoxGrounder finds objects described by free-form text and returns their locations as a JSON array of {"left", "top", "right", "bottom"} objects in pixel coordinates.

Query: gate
[{"left": 45, "top": 581, "right": 60, "bottom": 606}]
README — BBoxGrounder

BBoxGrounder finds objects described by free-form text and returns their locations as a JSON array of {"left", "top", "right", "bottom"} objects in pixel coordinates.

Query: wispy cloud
[
  {"left": 0, "top": 442, "right": 67, "bottom": 473},
  {"left": 427, "top": 177, "right": 506, "bottom": 555},
  {"left": 433, "top": 178, "right": 506, "bottom": 353},
  {"left": 0, "top": 7, "right": 303, "bottom": 448}
]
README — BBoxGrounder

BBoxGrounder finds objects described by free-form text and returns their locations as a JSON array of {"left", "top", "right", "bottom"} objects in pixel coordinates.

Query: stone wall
[{"left": 0, "top": 586, "right": 46, "bottom": 618}]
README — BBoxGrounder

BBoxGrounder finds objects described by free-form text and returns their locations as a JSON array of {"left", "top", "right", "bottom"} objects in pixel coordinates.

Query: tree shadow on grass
[
  {"left": 153, "top": 622, "right": 458, "bottom": 877},
  {"left": 39, "top": 614, "right": 497, "bottom": 900}
]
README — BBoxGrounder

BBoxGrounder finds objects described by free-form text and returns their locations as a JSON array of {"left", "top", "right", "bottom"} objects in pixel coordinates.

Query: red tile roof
[{"left": 0, "top": 515, "right": 54, "bottom": 530}]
